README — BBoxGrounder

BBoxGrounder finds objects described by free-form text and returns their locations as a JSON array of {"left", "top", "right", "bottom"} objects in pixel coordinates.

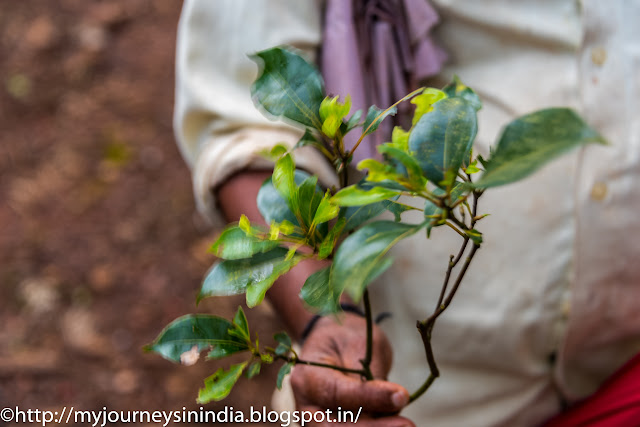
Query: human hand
[{"left": 290, "top": 312, "right": 415, "bottom": 427}]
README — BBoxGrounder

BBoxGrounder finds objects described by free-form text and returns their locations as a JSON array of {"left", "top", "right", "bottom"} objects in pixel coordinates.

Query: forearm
[{"left": 216, "top": 170, "right": 321, "bottom": 340}]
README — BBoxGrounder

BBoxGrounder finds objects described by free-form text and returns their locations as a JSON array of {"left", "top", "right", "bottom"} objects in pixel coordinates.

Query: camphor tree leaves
[
  {"left": 147, "top": 46, "right": 605, "bottom": 404},
  {"left": 474, "top": 108, "right": 607, "bottom": 188}
]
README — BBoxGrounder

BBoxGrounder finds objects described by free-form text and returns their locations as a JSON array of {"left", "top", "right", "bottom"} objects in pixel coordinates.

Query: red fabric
[{"left": 543, "top": 352, "right": 640, "bottom": 427}]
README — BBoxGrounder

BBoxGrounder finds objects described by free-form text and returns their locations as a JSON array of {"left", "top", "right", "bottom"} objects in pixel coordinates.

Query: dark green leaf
[
  {"left": 144, "top": 315, "right": 248, "bottom": 363},
  {"left": 297, "top": 175, "right": 322, "bottom": 228},
  {"left": 362, "top": 105, "right": 397, "bottom": 136},
  {"left": 331, "top": 185, "right": 399, "bottom": 207},
  {"left": 409, "top": 97, "right": 478, "bottom": 187},
  {"left": 246, "top": 361, "right": 261, "bottom": 379},
  {"left": 378, "top": 145, "right": 426, "bottom": 189},
  {"left": 210, "top": 226, "right": 279, "bottom": 260},
  {"left": 301, "top": 266, "right": 340, "bottom": 314},
  {"left": 295, "top": 129, "right": 323, "bottom": 151},
  {"left": 342, "top": 202, "right": 387, "bottom": 232},
  {"left": 475, "top": 108, "right": 606, "bottom": 188},
  {"left": 245, "top": 255, "right": 303, "bottom": 307},
  {"left": 231, "top": 307, "right": 250, "bottom": 342},
  {"left": 199, "top": 248, "right": 302, "bottom": 308},
  {"left": 383, "top": 200, "right": 413, "bottom": 222},
  {"left": 331, "top": 221, "right": 421, "bottom": 301},
  {"left": 257, "top": 170, "right": 310, "bottom": 227},
  {"left": 274, "top": 331, "right": 292, "bottom": 347},
  {"left": 442, "top": 75, "right": 482, "bottom": 111},
  {"left": 197, "top": 362, "right": 247, "bottom": 403},
  {"left": 274, "top": 331, "right": 292, "bottom": 356},
  {"left": 250, "top": 47, "right": 325, "bottom": 129},
  {"left": 318, "top": 217, "right": 346, "bottom": 258},
  {"left": 344, "top": 109, "right": 363, "bottom": 133},
  {"left": 276, "top": 362, "right": 294, "bottom": 390}
]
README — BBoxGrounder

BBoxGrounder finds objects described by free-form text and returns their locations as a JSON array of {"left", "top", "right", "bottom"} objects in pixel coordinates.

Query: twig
[{"left": 360, "top": 289, "right": 375, "bottom": 380}]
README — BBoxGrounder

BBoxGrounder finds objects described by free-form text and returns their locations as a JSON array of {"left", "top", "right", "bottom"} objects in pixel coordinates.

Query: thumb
[{"left": 293, "top": 365, "right": 410, "bottom": 414}]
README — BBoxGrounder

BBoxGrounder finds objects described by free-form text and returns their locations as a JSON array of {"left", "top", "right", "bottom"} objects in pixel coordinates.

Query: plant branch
[
  {"left": 350, "top": 87, "right": 424, "bottom": 155},
  {"left": 445, "top": 221, "right": 466, "bottom": 238},
  {"left": 409, "top": 188, "right": 483, "bottom": 403},
  {"left": 276, "top": 355, "right": 366, "bottom": 376},
  {"left": 409, "top": 322, "right": 439, "bottom": 403},
  {"left": 360, "top": 289, "right": 375, "bottom": 380}
]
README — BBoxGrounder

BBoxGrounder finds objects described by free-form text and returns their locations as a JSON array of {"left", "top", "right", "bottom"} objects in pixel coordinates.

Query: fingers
[
  {"left": 292, "top": 365, "right": 410, "bottom": 414},
  {"left": 298, "top": 404, "right": 415, "bottom": 427}
]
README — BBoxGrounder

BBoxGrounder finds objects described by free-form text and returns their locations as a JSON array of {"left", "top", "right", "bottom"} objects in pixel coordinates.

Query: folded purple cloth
[{"left": 321, "top": 0, "right": 447, "bottom": 162}]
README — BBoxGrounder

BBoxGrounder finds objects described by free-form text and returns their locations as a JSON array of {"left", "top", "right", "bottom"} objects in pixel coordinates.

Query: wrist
[{"left": 300, "top": 303, "right": 366, "bottom": 343}]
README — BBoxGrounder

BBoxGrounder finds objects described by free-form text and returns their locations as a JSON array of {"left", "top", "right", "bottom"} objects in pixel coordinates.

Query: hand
[{"left": 290, "top": 312, "right": 415, "bottom": 426}]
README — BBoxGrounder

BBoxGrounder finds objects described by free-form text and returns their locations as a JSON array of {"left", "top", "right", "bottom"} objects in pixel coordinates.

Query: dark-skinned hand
[{"left": 290, "top": 312, "right": 415, "bottom": 427}]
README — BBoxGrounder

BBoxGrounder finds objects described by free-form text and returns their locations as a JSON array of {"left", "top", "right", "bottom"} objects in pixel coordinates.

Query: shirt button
[
  {"left": 591, "top": 46, "right": 607, "bottom": 66},
  {"left": 590, "top": 181, "right": 607, "bottom": 201}
]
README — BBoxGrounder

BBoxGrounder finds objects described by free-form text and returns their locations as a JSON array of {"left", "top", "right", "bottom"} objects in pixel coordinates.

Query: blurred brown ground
[{"left": 0, "top": 1, "right": 283, "bottom": 425}]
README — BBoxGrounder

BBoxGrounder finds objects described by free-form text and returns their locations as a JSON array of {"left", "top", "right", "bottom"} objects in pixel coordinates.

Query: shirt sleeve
[{"left": 174, "top": 0, "right": 339, "bottom": 226}]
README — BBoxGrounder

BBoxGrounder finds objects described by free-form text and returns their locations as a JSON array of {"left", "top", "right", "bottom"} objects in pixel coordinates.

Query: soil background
[{"left": 0, "top": 1, "right": 283, "bottom": 425}]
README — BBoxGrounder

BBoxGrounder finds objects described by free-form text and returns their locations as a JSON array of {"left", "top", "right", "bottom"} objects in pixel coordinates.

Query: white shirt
[{"left": 174, "top": 1, "right": 640, "bottom": 425}]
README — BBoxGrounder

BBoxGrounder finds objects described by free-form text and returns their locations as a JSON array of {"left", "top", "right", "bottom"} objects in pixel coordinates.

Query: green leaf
[
  {"left": 246, "top": 361, "right": 261, "bottom": 379},
  {"left": 378, "top": 145, "right": 427, "bottom": 190},
  {"left": 261, "top": 353, "right": 274, "bottom": 363},
  {"left": 362, "top": 105, "right": 397, "bottom": 136},
  {"left": 295, "top": 129, "right": 323, "bottom": 151},
  {"left": 197, "top": 362, "right": 247, "bottom": 403},
  {"left": 250, "top": 47, "right": 325, "bottom": 129},
  {"left": 210, "top": 226, "right": 279, "bottom": 260},
  {"left": 383, "top": 200, "right": 413, "bottom": 222},
  {"left": 320, "top": 95, "right": 351, "bottom": 138},
  {"left": 331, "top": 185, "right": 399, "bottom": 207},
  {"left": 331, "top": 221, "right": 421, "bottom": 301},
  {"left": 245, "top": 255, "right": 303, "bottom": 307},
  {"left": 301, "top": 266, "right": 340, "bottom": 314},
  {"left": 388, "top": 126, "right": 410, "bottom": 152},
  {"left": 443, "top": 75, "right": 482, "bottom": 111},
  {"left": 475, "top": 108, "right": 606, "bottom": 188},
  {"left": 257, "top": 170, "right": 310, "bottom": 227},
  {"left": 410, "top": 88, "right": 448, "bottom": 125},
  {"left": 272, "top": 153, "right": 299, "bottom": 213},
  {"left": 465, "top": 228, "right": 483, "bottom": 245},
  {"left": 231, "top": 307, "right": 250, "bottom": 341},
  {"left": 297, "top": 175, "right": 323, "bottom": 228},
  {"left": 318, "top": 217, "right": 346, "bottom": 258},
  {"left": 357, "top": 159, "right": 399, "bottom": 183},
  {"left": 409, "top": 97, "right": 478, "bottom": 187},
  {"left": 342, "top": 202, "right": 387, "bottom": 232},
  {"left": 276, "top": 362, "right": 294, "bottom": 390},
  {"left": 199, "top": 248, "right": 302, "bottom": 308},
  {"left": 464, "top": 159, "right": 481, "bottom": 174},
  {"left": 313, "top": 190, "right": 340, "bottom": 225},
  {"left": 274, "top": 332, "right": 292, "bottom": 356},
  {"left": 144, "top": 315, "right": 249, "bottom": 363},
  {"left": 344, "top": 109, "right": 363, "bottom": 133}
]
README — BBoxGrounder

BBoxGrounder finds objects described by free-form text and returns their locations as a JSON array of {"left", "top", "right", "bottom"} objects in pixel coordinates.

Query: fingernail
[{"left": 392, "top": 391, "right": 409, "bottom": 409}]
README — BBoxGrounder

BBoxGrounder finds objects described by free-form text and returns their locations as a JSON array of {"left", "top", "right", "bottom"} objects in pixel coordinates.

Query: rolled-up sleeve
[{"left": 174, "top": 0, "right": 338, "bottom": 226}]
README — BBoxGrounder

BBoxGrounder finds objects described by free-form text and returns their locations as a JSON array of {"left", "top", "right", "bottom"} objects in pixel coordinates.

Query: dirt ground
[{"left": 0, "top": 1, "right": 283, "bottom": 425}]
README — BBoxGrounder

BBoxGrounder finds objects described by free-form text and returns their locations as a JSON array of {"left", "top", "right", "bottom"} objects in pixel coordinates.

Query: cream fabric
[{"left": 174, "top": 1, "right": 640, "bottom": 425}]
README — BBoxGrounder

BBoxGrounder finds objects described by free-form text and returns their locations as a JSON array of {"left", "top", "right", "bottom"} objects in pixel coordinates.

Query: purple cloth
[{"left": 321, "top": 0, "right": 447, "bottom": 163}]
